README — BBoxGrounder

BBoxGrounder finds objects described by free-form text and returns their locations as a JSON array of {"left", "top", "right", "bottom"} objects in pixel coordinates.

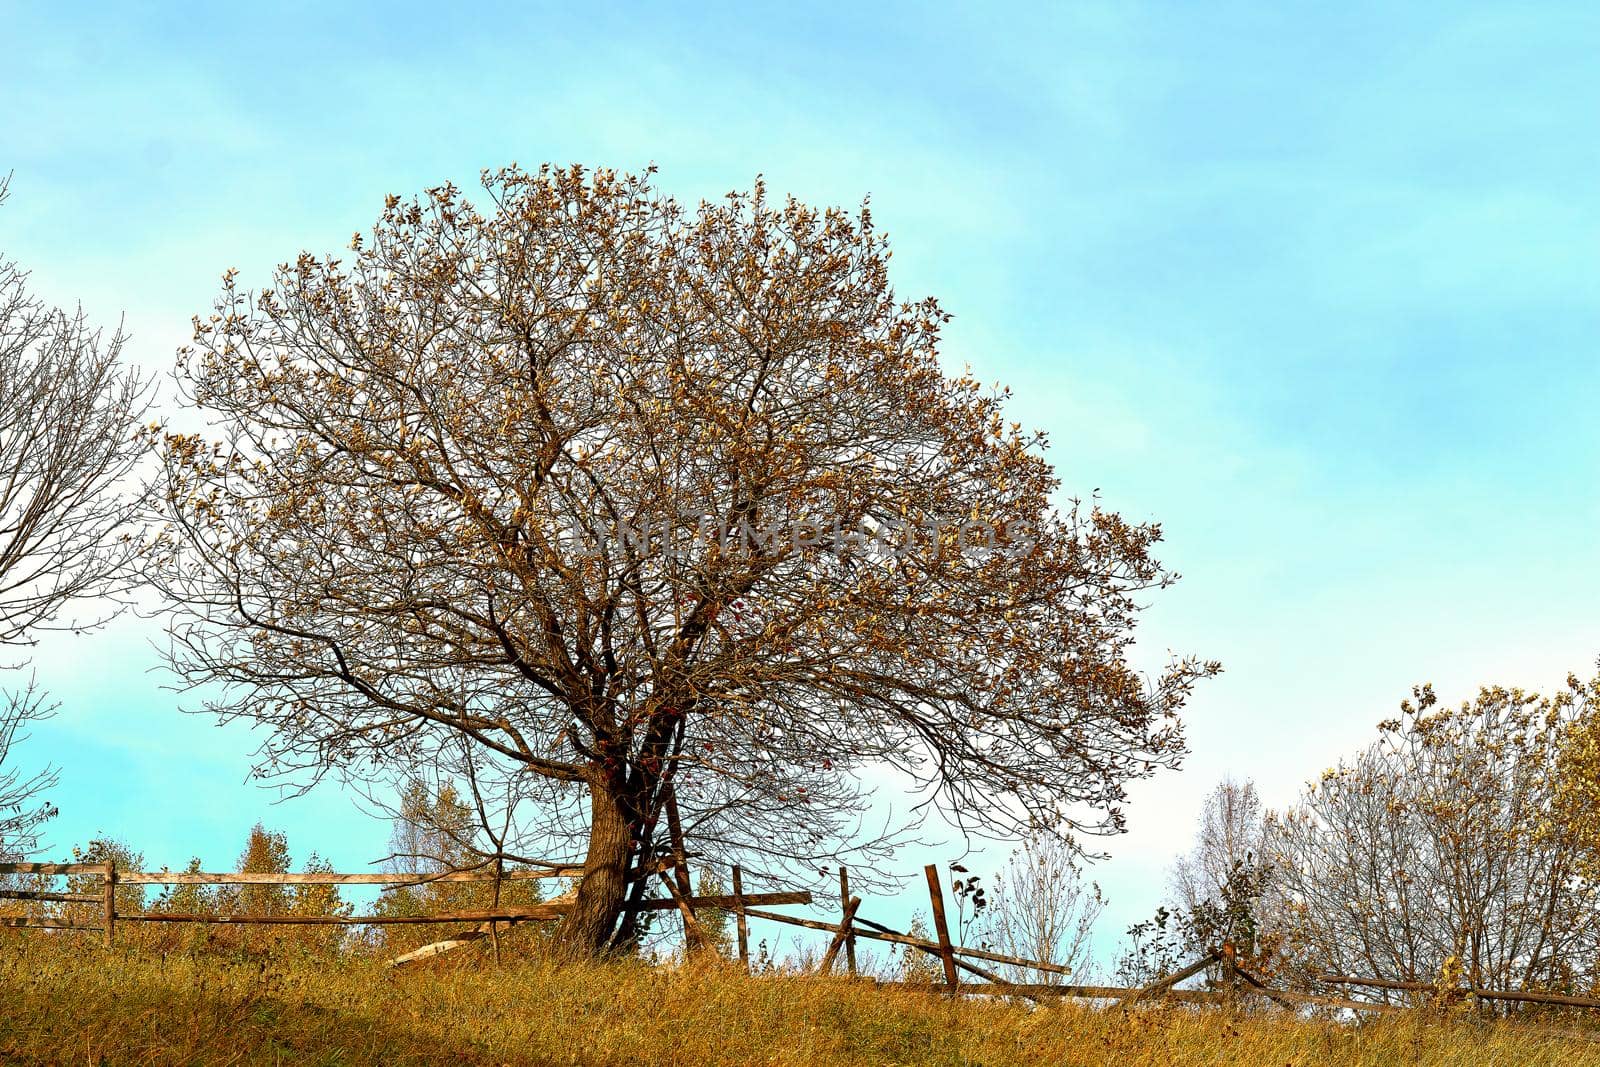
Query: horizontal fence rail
[
  {"left": 0, "top": 863, "right": 112, "bottom": 876},
  {"left": 1317, "top": 974, "right": 1600, "bottom": 1011},
  {"left": 114, "top": 868, "right": 582, "bottom": 886}
]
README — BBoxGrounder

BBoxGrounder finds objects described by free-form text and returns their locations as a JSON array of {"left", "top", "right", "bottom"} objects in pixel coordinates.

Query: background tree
[
  {"left": 288, "top": 850, "right": 352, "bottom": 957},
  {"left": 146, "top": 857, "right": 220, "bottom": 954},
  {"left": 202, "top": 823, "right": 354, "bottom": 956},
  {"left": 0, "top": 681, "right": 56, "bottom": 859},
  {"left": 897, "top": 913, "right": 944, "bottom": 983},
  {"left": 1170, "top": 777, "right": 1265, "bottom": 919},
  {"left": 150, "top": 164, "right": 1216, "bottom": 955},
  {"left": 217, "top": 823, "right": 293, "bottom": 956},
  {"left": 0, "top": 172, "right": 151, "bottom": 857},
  {"left": 979, "top": 832, "right": 1104, "bottom": 984},
  {"left": 61, "top": 837, "right": 146, "bottom": 934},
  {"left": 1548, "top": 665, "right": 1600, "bottom": 874},
  {"left": 1112, "top": 779, "right": 1276, "bottom": 987},
  {"left": 1266, "top": 675, "right": 1600, "bottom": 999},
  {"left": 691, "top": 866, "right": 731, "bottom": 957},
  {"left": 368, "top": 779, "right": 543, "bottom": 958}
]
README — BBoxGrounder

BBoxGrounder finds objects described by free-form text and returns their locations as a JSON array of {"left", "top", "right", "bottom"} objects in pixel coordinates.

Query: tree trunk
[{"left": 555, "top": 772, "right": 635, "bottom": 956}]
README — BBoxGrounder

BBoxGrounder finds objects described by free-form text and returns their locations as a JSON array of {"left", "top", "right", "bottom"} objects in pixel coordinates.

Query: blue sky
[{"left": 3, "top": 2, "right": 1598, "bottom": 960}]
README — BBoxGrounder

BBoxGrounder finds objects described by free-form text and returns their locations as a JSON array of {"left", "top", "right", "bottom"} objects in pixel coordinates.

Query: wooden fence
[
  {"left": 8, "top": 857, "right": 1600, "bottom": 1014},
  {"left": 0, "top": 860, "right": 810, "bottom": 954}
]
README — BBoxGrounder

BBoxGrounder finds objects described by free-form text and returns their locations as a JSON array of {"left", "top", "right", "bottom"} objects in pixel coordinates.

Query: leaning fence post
[
  {"left": 731, "top": 865, "right": 750, "bottom": 971},
  {"left": 923, "top": 863, "right": 958, "bottom": 990},
  {"left": 839, "top": 866, "right": 857, "bottom": 977},
  {"left": 819, "top": 895, "right": 862, "bottom": 974},
  {"left": 656, "top": 869, "right": 721, "bottom": 960},
  {"left": 1221, "top": 941, "right": 1237, "bottom": 1009},
  {"left": 663, "top": 786, "right": 707, "bottom": 954},
  {"left": 101, "top": 859, "right": 116, "bottom": 948}
]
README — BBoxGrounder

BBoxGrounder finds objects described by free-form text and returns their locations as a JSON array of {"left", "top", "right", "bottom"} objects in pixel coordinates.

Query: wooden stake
[
  {"left": 819, "top": 895, "right": 862, "bottom": 974},
  {"left": 731, "top": 865, "right": 750, "bottom": 971},
  {"left": 1221, "top": 941, "right": 1237, "bottom": 1009},
  {"left": 839, "top": 867, "right": 857, "bottom": 977},
  {"left": 489, "top": 856, "right": 503, "bottom": 967},
  {"left": 923, "top": 863, "right": 958, "bottom": 989},
  {"left": 101, "top": 860, "right": 115, "bottom": 948}
]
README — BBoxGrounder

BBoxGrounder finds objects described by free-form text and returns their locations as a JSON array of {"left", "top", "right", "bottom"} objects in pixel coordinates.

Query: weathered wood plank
[
  {"left": 0, "top": 917, "right": 103, "bottom": 931},
  {"left": 1317, "top": 974, "right": 1600, "bottom": 1010},
  {"left": 629, "top": 891, "right": 809, "bottom": 912},
  {"left": 874, "top": 980, "right": 1228, "bottom": 1003},
  {"left": 746, "top": 906, "right": 1072, "bottom": 981},
  {"left": 839, "top": 867, "right": 857, "bottom": 977},
  {"left": 102, "top": 860, "right": 116, "bottom": 947},
  {"left": 658, "top": 870, "right": 722, "bottom": 960},
  {"left": 854, "top": 914, "right": 1078, "bottom": 978},
  {"left": 125, "top": 906, "right": 567, "bottom": 925},
  {"left": 1235, "top": 970, "right": 1401, "bottom": 1014},
  {"left": 1118, "top": 952, "right": 1218, "bottom": 1008},
  {"left": 387, "top": 935, "right": 487, "bottom": 966},
  {"left": 0, "top": 862, "right": 107, "bottom": 876},
  {"left": 0, "top": 889, "right": 102, "bottom": 903}
]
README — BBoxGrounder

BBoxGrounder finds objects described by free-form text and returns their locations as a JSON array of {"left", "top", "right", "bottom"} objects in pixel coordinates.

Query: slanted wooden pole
[
  {"left": 819, "top": 895, "right": 862, "bottom": 974},
  {"left": 664, "top": 787, "right": 693, "bottom": 898},
  {"left": 657, "top": 870, "right": 721, "bottom": 960},
  {"left": 101, "top": 860, "right": 116, "bottom": 948},
  {"left": 663, "top": 786, "right": 707, "bottom": 954},
  {"left": 839, "top": 867, "right": 857, "bottom": 977},
  {"left": 923, "top": 863, "right": 958, "bottom": 989},
  {"left": 731, "top": 865, "right": 750, "bottom": 971},
  {"left": 1117, "top": 951, "right": 1219, "bottom": 1008}
]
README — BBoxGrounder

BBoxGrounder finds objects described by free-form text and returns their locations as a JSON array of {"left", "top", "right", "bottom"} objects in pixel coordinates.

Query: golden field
[{"left": 2, "top": 942, "right": 1598, "bottom": 1066}]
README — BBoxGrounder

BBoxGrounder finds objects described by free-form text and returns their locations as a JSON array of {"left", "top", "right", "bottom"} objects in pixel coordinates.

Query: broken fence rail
[{"left": 1317, "top": 974, "right": 1600, "bottom": 1011}]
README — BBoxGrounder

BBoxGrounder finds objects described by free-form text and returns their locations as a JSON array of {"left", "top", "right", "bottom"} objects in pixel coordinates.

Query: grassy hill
[{"left": 2, "top": 941, "right": 1598, "bottom": 1066}]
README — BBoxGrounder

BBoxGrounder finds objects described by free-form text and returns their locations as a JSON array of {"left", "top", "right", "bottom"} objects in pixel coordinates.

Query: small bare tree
[
  {"left": 0, "top": 173, "right": 151, "bottom": 857},
  {"left": 1171, "top": 777, "right": 1264, "bottom": 917},
  {"left": 980, "top": 832, "right": 1104, "bottom": 983}
]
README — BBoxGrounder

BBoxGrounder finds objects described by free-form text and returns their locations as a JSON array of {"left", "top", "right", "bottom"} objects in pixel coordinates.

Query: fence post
[
  {"left": 101, "top": 860, "right": 116, "bottom": 948},
  {"left": 1221, "top": 941, "right": 1237, "bottom": 1009},
  {"left": 923, "top": 863, "right": 958, "bottom": 990},
  {"left": 839, "top": 866, "right": 857, "bottom": 977},
  {"left": 731, "top": 865, "right": 750, "bottom": 972}
]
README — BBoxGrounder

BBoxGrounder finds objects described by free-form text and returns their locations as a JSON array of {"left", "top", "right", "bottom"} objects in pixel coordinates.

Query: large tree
[
  {"left": 0, "top": 173, "right": 150, "bottom": 857},
  {"left": 151, "top": 165, "right": 1215, "bottom": 954}
]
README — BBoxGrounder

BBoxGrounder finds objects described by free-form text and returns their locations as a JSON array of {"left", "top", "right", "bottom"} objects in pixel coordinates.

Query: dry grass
[{"left": 2, "top": 940, "right": 1599, "bottom": 1066}]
